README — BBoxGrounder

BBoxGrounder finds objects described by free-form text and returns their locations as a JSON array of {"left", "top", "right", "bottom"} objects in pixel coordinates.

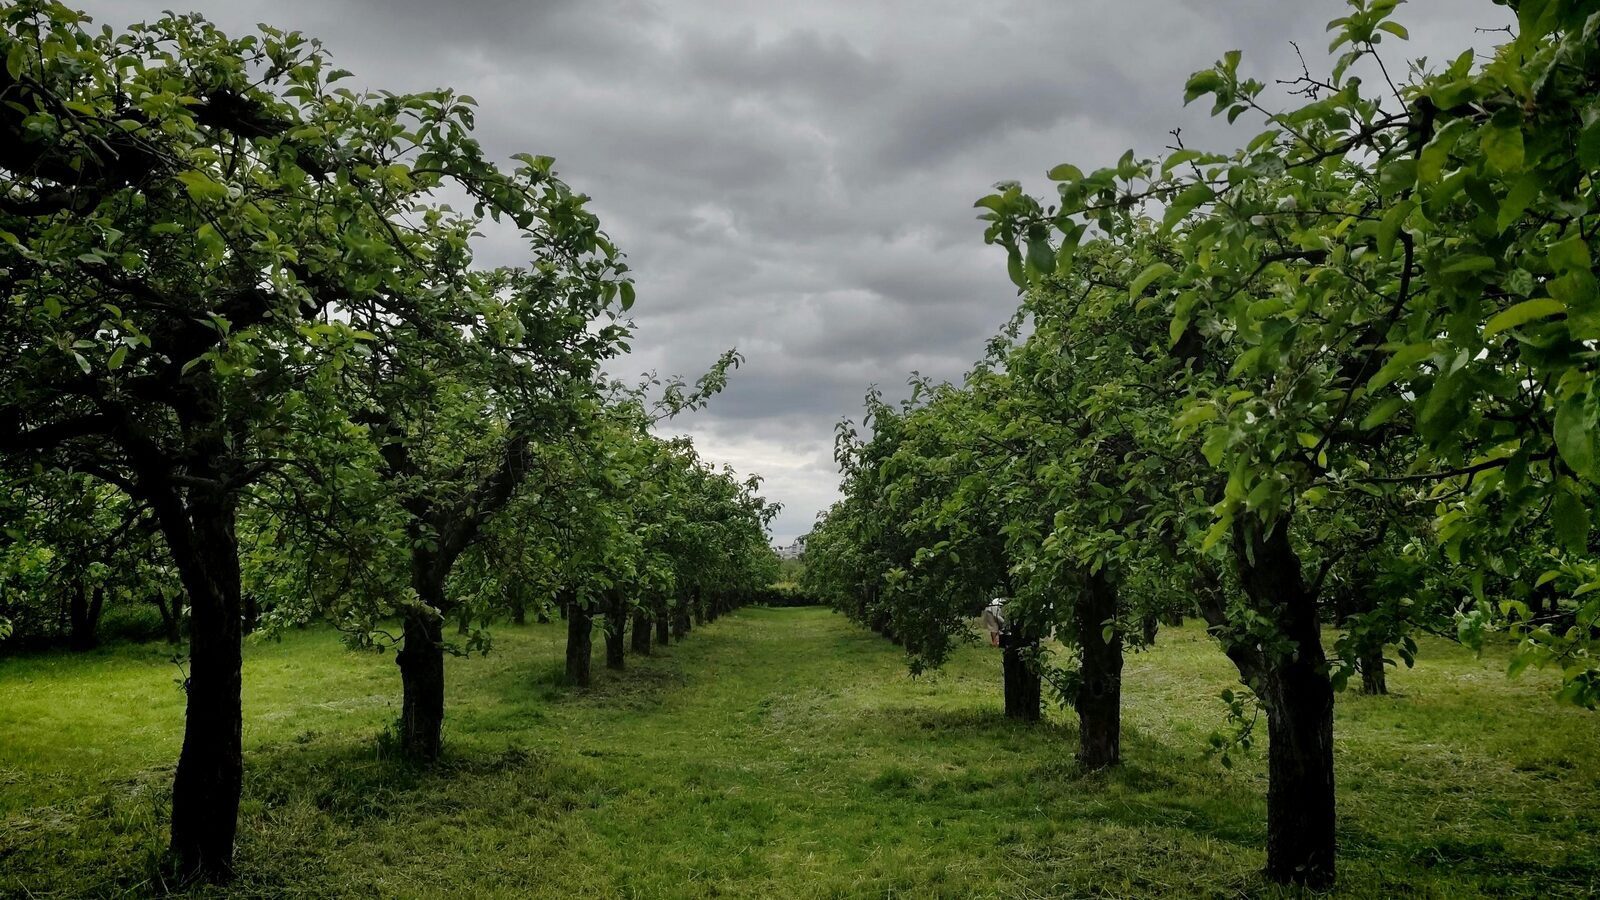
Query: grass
[{"left": 2, "top": 608, "right": 1599, "bottom": 898}]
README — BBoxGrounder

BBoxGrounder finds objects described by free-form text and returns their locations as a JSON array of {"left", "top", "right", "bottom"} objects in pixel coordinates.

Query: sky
[{"left": 81, "top": 0, "right": 1511, "bottom": 543}]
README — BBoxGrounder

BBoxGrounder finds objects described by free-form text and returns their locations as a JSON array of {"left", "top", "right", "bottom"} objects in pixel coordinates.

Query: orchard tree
[
  {"left": 978, "top": 0, "right": 1600, "bottom": 886},
  {"left": 0, "top": 2, "right": 624, "bottom": 878}
]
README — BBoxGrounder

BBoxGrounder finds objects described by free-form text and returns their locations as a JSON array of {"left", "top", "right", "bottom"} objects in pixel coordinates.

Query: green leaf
[
  {"left": 1555, "top": 394, "right": 1598, "bottom": 482},
  {"left": 619, "top": 282, "right": 635, "bottom": 312},
  {"left": 108, "top": 346, "right": 128, "bottom": 370},
  {"left": 1552, "top": 488, "right": 1590, "bottom": 555},
  {"left": 1496, "top": 174, "right": 1541, "bottom": 233},
  {"left": 1580, "top": 119, "right": 1600, "bottom": 169},
  {"left": 1481, "top": 124, "right": 1525, "bottom": 173},
  {"left": 1483, "top": 298, "right": 1565, "bottom": 337},
  {"left": 1162, "top": 183, "right": 1214, "bottom": 232},
  {"left": 1377, "top": 199, "right": 1415, "bottom": 259},
  {"left": 1368, "top": 343, "right": 1434, "bottom": 391},
  {"left": 176, "top": 170, "right": 228, "bottom": 203},
  {"left": 1128, "top": 262, "right": 1175, "bottom": 300},
  {"left": 1360, "top": 396, "right": 1405, "bottom": 430},
  {"left": 1026, "top": 235, "right": 1057, "bottom": 276},
  {"left": 1046, "top": 163, "right": 1084, "bottom": 182}
]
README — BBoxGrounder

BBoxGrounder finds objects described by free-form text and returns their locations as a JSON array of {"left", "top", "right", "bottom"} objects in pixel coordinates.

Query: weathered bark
[
  {"left": 68, "top": 582, "right": 105, "bottom": 650},
  {"left": 631, "top": 605, "right": 652, "bottom": 655},
  {"left": 1231, "top": 519, "right": 1336, "bottom": 889},
  {"left": 161, "top": 491, "right": 244, "bottom": 883},
  {"left": 1075, "top": 569, "right": 1123, "bottom": 768},
  {"left": 603, "top": 589, "right": 626, "bottom": 671},
  {"left": 1000, "top": 630, "right": 1041, "bottom": 722},
  {"left": 566, "top": 591, "right": 592, "bottom": 687}
]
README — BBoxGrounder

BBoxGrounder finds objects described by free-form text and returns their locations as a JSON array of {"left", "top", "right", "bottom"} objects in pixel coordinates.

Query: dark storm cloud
[{"left": 79, "top": 0, "right": 1511, "bottom": 541}]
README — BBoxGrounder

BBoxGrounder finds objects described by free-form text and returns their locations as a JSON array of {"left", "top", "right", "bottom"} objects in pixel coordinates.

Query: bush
[{"left": 749, "top": 583, "right": 820, "bottom": 608}]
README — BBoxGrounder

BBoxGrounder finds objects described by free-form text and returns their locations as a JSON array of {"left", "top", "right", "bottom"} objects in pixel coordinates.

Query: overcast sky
[{"left": 83, "top": 0, "right": 1509, "bottom": 542}]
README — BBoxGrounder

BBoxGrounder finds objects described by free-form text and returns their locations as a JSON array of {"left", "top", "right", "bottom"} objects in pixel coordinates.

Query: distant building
[{"left": 774, "top": 536, "right": 807, "bottom": 560}]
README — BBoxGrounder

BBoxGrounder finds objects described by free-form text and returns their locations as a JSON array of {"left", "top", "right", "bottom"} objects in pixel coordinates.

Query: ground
[{"left": 2, "top": 607, "right": 1598, "bottom": 898}]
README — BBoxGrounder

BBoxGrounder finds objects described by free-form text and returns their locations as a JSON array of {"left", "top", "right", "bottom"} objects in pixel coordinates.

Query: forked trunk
[{"left": 1075, "top": 568, "right": 1123, "bottom": 768}]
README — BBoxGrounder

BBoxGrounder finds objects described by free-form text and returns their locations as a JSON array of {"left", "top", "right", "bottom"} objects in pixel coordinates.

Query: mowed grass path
[{"left": 3, "top": 607, "right": 1600, "bottom": 898}]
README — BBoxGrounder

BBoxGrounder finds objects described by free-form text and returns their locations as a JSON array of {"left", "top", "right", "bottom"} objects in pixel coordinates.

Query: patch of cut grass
[{"left": 2, "top": 609, "right": 1598, "bottom": 897}]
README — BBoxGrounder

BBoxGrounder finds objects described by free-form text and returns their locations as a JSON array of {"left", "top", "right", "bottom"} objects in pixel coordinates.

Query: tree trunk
[
  {"left": 673, "top": 594, "right": 691, "bottom": 640},
  {"left": 241, "top": 591, "right": 259, "bottom": 636},
  {"left": 1000, "top": 630, "right": 1041, "bottom": 722},
  {"left": 631, "top": 605, "right": 652, "bottom": 655},
  {"left": 1140, "top": 609, "right": 1158, "bottom": 646},
  {"left": 397, "top": 549, "right": 450, "bottom": 762},
  {"left": 603, "top": 589, "right": 626, "bottom": 671},
  {"left": 68, "top": 581, "right": 104, "bottom": 650},
  {"left": 153, "top": 590, "right": 183, "bottom": 644},
  {"left": 1359, "top": 645, "right": 1387, "bottom": 695},
  {"left": 566, "top": 591, "right": 592, "bottom": 686},
  {"left": 396, "top": 605, "right": 445, "bottom": 761},
  {"left": 510, "top": 593, "right": 526, "bottom": 626},
  {"left": 1075, "top": 569, "right": 1123, "bottom": 768},
  {"left": 1233, "top": 519, "right": 1336, "bottom": 889},
  {"left": 162, "top": 492, "right": 244, "bottom": 883},
  {"left": 656, "top": 603, "right": 671, "bottom": 646}
]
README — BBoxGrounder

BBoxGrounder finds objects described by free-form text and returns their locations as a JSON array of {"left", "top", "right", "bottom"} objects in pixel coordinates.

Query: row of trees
[
  {"left": 0, "top": 1, "right": 778, "bottom": 884},
  {"left": 805, "top": 0, "right": 1599, "bottom": 889}
]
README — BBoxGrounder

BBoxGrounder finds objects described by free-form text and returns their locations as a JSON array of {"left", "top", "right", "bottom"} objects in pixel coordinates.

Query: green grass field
[{"left": 3, "top": 607, "right": 1599, "bottom": 898}]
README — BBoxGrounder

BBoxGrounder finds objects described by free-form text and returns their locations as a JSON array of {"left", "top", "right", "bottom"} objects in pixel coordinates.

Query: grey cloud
[{"left": 78, "top": 0, "right": 1511, "bottom": 541}]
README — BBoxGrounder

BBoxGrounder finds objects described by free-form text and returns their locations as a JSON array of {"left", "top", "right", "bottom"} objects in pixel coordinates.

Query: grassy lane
[{"left": 3, "top": 607, "right": 1600, "bottom": 897}]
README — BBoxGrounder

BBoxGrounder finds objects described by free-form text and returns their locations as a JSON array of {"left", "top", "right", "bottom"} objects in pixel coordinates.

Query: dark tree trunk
[
  {"left": 631, "top": 605, "right": 652, "bottom": 655},
  {"left": 153, "top": 590, "right": 183, "bottom": 644},
  {"left": 511, "top": 594, "right": 526, "bottom": 626},
  {"left": 396, "top": 605, "right": 445, "bottom": 761},
  {"left": 1359, "top": 645, "right": 1387, "bottom": 695},
  {"left": 1233, "top": 519, "right": 1336, "bottom": 889},
  {"left": 566, "top": 591, "right": 592, "bottom": 687},
  {"left": 1075, "top": 569, "right": 1123, "bottom": 768},
  {"left": 1140, "top": 609, "right": 1158, "bottom": 646},
  {"left": 1000, "top": 631, "right": 1041, "bottom": 722},
  {"left": 68, "top": 581, "right": 105, "bottom": 650},
  {"left": 673, "top": 594, "right": 691, "bottom": 640},
  {"left": 693, "top": 595, "right": 706, "bottom": 625},
  {"left": 656, "top": 603, "right": 671, "bottom": 646},
  {"left": 241, "top": 592, "right": 259, "bottom": 636},
  {"left": 603, "top": 589, "right": 626, "bottom": 671},
  {"left": 397, "top": 550, "right": 450, "bottom": 761},
  {"left": 162, "top": 491, "right": 244, "bottom": 883}
]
